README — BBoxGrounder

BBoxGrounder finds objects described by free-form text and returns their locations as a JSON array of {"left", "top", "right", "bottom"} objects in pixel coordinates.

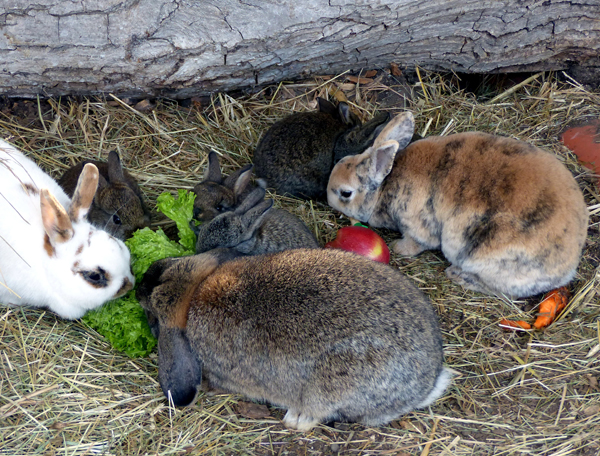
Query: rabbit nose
[{"left": 114, "top": 276, "right": 134, "bottom": 298}]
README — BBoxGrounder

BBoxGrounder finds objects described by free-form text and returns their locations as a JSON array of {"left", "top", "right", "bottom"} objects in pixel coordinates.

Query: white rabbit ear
[
  {"left": 373, "top": 111, "right": 415, "bottom": 150},
  {"left": 40, "top": 189, "right": 73, "bottom": 248},
  {"left": 68, "top": 163, "right": 99, "bottom": 222},
  {"left": 203, "top": 151, "right": 223, "bottom": 183},
  {"left": 368, "top": 140, "right": 400, "bottom": 186}
]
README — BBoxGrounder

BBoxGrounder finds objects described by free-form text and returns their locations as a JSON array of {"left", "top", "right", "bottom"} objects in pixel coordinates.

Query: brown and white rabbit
[
  {"left": 137, "top": 248, "right": 451, "bottom": 431},
  {"left": 193, "top": 186, "right": 319, "bottom": 255},
  {"left": 58, "top": 150, "right": 151, "bottom": 240},
  {"left": 253, "top": 97, "right": 391, "bottom": 200},
  {"left": 327, "top": 112, "right": 589, "bottom": 298},
  {"left": 0, "top": 139, "right": 135, "bottom": 319},
  {"left": 191, "top": 151, "right": 255, "bottom": 222}
]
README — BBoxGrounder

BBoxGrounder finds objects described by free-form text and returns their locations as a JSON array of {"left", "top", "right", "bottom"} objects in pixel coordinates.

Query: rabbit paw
[
  {"left": 283, "top": 409, "right": 320, "bottom": 431},
  {"left": 445, "top": 266, "right": 490, "bottom": 294},
  {"left": 389, "top": 236, "right": 427, "bottom": 257}
]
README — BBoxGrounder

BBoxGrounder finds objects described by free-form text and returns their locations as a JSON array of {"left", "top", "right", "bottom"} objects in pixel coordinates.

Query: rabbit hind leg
[
  {"left": 282, "top": 409, "right": 323, "bottom": 431},
  {"left": 445, "top": 265, "right": 493, "bottom": 294}
]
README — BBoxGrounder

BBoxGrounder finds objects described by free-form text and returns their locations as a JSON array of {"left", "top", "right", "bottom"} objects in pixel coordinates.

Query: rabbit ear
[
  {"left": 40, "top": 189, "right": 74, "bottom": 247},
  {"left": 68, "top": 163, "right": 99, "bottom": 222},
  {"left": 373, "top": 112, "right": 415, "bottom": 151},
  {"left": 368, "top": 140, "right": 400, "bottom": 186},
  {"left": 337, "top": 102, "right": 360, "bottom": 127},
  {"left": 223, "top": 164, "right": 253, "bottom": 197},
  {"left": 203, "top": 151, "right": 223, "bottom": 184},
  {"left": 238, "top": 199, "right": 274, "bottom": 243},
  {"left": 157, "top": 327, "right": 203, "bottom": 407},
  {"left": 235, "top": 186, "right": 267, "bottom": 214},
  {"left": 107, "top": 151, "right": 125, "bottom": 183},
  {"left": 317, "top": 97, "right": 337, "bottom": 115}
]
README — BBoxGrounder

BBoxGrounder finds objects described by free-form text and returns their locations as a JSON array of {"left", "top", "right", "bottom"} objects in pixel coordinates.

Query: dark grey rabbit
[
  {"left": 253, "top": 97, "right": 391, "bottom": 200},
  {"left": 191, "top": 151, "right": 255, "bottom": 222},
  {"left": 137, "top": 248, "right": 451, "bottom": 431},
  {"left": 193, "top": 186, "right": 319, "bottom": 255},
  {"left": 58, "top": 150, "right": 151, "bottom": 240}
]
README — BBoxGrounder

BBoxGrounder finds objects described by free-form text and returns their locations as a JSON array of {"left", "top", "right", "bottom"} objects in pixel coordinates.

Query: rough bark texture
[{"left": 1, "top": 1, "right": 599, "bottom": 99}]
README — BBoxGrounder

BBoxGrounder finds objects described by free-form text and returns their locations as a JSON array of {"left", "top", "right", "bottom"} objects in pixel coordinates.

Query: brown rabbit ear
[
  {"left": 373, "top": 111, "right": 415, "bottom": 150},
  {"left": 107, "top": 150, "right": 125, "bottom": 183},
  {"left": 368, "top": 140, "right": 400, "bottom": 186},
  {"left": 203, "top": 151, "right": 223, "bottom": 184},
  {"left": 40, "top": 189, "right": 73, "bottom": 247},
  {"left": 317, "top": 97, "right": 337, "bottom": 115},
  {"left": 68, "top": 163, "right": 99, "bottom": 222},
  {"left": 157, "top": 326, "right": 203, "bottom": 407}
]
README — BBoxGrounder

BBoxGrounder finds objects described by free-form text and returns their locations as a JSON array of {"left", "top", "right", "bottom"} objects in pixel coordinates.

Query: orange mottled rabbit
[{"left": 327, "top": 112, "right": 589, "bottom": 298}]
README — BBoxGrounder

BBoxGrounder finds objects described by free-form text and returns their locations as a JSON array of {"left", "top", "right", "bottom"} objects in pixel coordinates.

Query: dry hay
[{"left": 1, "top": 69, "right": 599, "bottom": 456}]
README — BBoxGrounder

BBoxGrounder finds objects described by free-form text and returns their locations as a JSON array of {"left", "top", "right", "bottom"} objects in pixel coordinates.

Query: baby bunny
[
  {"left": 193, "top": 186, "right": 319, "bottom": 255},
  {"left": 137, "top": 248, "right": 451, "bottom": 431},
  {"left": 253, "top": 97, "right": 391, "bottom": 200},
  {"left": 58, "top": 150, "right": 151, "bottom": 240},
  {"left": 327, "top": 112, "right": 589, "bottom": 298},
  {"left": 191, "top": 151, "right": 255, "bottom": 222},
  {"left": 0, "top": 139, "right": 135, "bottom": 319}
]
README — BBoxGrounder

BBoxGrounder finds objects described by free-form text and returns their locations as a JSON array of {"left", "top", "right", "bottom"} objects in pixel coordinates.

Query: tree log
[{"left": 1, "top": 0, "right": 599, "bottom": 99}]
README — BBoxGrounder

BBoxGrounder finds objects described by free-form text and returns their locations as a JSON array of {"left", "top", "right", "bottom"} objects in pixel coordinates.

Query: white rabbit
[{"left": 0, "top": 139, "right": 135, "bottom": 319}]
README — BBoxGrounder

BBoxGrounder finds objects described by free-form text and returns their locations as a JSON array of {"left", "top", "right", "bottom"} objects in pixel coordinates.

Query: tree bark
[{"left": 1, "top": 0, "right": 599, "bottom": 99}]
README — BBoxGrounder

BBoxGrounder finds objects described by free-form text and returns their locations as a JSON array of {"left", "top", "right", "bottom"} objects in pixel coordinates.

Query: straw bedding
[{"left": 1, "top": 70, "right": 599, "bottom": 455}]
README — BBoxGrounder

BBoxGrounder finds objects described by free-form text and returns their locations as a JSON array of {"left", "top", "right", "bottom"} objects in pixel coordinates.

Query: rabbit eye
[
  {"left": 80, "top": 268, "right": 108, "bottom": 287},
  {"left": 113, "top": 214, "right": 122, "bottom": 225},
  {"left": 216, "top": 204, "right": 227, "bottom": 212},
  {"left": 340, "top": 190, "right": 353, "bottom": 199}
]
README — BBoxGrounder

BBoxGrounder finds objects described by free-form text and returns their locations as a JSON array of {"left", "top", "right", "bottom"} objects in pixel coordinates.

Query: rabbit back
[
  {"left": 138, "top": 249, "right": 449, "bottom": 430},
  {"left": 0, "top": 140, "right": 135, "bottom": 319},
  {"left": 253, "top": 110, "right": 349, "bottom": 199},
  {"left": 58, "top": 151, "right": 150, "bottom": 239},
  {"left": 329, "top": 126, "right": 589, "bottom": 297}
]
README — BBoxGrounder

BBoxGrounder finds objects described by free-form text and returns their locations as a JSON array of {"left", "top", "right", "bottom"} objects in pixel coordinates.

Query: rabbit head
[
  {"left": 327, "top": 111, "right": 415, "bottom": 223},
  {"left": 192, "top": 151, "right": 253, "bottom": 222},
  {"left": 58, "top": 150, "right": 151, "bottom": 240},
  {"left": 194, "top": 187, "right": 273, "bottom": 253}
]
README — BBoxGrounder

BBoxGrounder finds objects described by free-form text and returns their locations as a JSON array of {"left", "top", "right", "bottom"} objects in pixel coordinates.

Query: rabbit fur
[
  {"left": 327, "top": 112, "right": 589, "bottom": 298},
  {"left": 58, "top": 150, "right": 151, "bottom": 240},
  {"left": 191, "top": 151, "right": 255, "bottom": 222},
  {"left": 253, "top": 97, "right": 391, "bottom": 200},
  {"left": 137, "top": 248, "right": 451, "bottom": 431},
  {"left": 0, "top": 139, "right": 135, "bottom": 319},
  {"left": 193, "top": 186, "right": 319, "bottom": 255}
]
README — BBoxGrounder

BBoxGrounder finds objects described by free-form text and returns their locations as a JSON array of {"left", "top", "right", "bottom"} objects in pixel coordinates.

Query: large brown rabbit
[
  {"left": 59, "top": 150, "right": 151, "bottom": 240},
  {"left": 327, "top": 112, "right": 589, "bottom": 298},
  {"left": 137, "top": 248, "right": 451, "bottom": 431}
]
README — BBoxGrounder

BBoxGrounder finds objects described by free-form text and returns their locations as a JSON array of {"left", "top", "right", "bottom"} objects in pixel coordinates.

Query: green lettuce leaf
[
  {"left": 83, "top": 189, "right": 197, "bottom": 357},
  {"left": 156, "top": 189, "right": 197, "bottom": 251}
]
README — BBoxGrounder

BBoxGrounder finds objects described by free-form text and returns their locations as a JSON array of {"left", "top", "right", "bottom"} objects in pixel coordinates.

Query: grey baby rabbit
[
  {"left": 58, "top": 150, "right": 151, "bottom": 240},
  {"left": 191, "top": 151, "right": 254, "bottom": 222},
  {"left": 253, "top": 97, "right": 391, "bottom": 200},
  {"left": 137, "top": 248, "right": 451, "bottom": 431},
  {"left": 193, "top": 186, "right": 319, "bottom": 255},
  {"left": 327, "top": 112, "right": 589, "bottom": 298}
]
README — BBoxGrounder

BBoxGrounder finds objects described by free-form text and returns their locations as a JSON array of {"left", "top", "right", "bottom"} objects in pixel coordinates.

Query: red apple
[{"left": 325, "top": 226, "right": 390, "bottom": 264}]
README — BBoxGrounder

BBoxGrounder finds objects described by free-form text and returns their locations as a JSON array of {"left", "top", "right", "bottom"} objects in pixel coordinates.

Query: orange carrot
[
  {"left": 499, "top": 319, "right": 532, "bottom": 331},
  {"left": 532, "top": 287, "right": 570, "bottom": 330}
]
